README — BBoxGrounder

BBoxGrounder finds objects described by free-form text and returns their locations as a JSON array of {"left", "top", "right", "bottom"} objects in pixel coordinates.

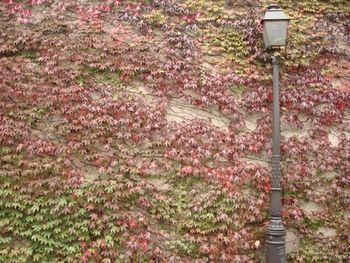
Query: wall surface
[{"left": 0, "top": 0, "right": 349, "bottom": 262}]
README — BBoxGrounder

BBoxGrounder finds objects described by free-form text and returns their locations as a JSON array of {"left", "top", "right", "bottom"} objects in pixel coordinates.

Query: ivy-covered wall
[{"left": 0, "top": 0, "right": 349, "bottom": 262}]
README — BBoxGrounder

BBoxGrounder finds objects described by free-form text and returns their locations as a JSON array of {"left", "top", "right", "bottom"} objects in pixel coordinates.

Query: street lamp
[
  {"left": 262, "top": 4, "right": 290, "bottom": 263},
  {"left": 262, "top": 4, "right": 290, "bottom": 50}
]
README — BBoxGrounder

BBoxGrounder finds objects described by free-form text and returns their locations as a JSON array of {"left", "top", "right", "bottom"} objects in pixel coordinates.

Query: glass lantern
[{"left": 262, "top": 4, "right": 290, "bottom": 50}]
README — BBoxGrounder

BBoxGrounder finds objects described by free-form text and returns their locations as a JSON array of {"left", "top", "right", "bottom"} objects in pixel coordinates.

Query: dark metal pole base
[{"left": 266, "top": 216, "right": 286, "bottom": 263}]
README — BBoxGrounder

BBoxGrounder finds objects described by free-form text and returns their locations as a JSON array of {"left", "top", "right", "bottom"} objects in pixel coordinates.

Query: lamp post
[{"left": 261, "top": 4, "right": 290, "bottom": 263}]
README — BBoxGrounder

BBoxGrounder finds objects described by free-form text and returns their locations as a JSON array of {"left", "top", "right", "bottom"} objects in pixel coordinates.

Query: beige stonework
[
  {"left": 165, "top": 98, "right": 230, "bottom": 131},
  {"left": 242, "top": 113, "right": 259, "bottom": 131},
  {"left": 316, "top": 227, "right": 337, "bottom": 238},
  {"left": 281, "top": 128, "right": 308, "bottom": 139},
  {"left": 328, "top": 131, "right": 340, "bottom": 147},
  {"left": 320, "top": 171, "right": 337, "bottom": 180},
  {"left": 148, "top": 178, "right": 171, "bottom": 192},
  {"left": 240, "top": 156, "right": 269, "bottom": 167},
  {"left": 286, "top": 228, "right": 299, "bottom": 254},
  {"left": 281, "top": 118, "right": 310, "bottom": 139},
  {"left": 128, "top": 81, "right": 154, "bottom": 99},
  {"left": 299, "top": 201, "right": 325, "bottom": 213}
]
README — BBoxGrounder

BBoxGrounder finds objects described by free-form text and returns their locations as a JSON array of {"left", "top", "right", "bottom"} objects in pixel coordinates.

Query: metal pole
[{"left": 266, "top": 55, "right": 286, "bottom": 263}]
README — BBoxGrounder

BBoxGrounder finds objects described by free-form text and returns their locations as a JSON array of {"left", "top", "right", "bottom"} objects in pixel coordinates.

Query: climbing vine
[{"left": 0, "top": 0, "right": 349, "bottom": 262}]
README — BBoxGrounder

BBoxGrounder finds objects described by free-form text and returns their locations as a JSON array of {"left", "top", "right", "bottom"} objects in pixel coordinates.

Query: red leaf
[{"left": 180, "top": 166, "right": 193, "bottom": 175}]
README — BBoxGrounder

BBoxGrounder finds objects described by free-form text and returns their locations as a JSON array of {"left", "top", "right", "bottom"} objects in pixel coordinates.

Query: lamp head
[{"left": 261, "top": 4, "right": 290, "bottom": 50}]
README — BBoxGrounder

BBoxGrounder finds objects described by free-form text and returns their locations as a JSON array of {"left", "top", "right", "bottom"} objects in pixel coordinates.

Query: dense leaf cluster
[{"left": 0, "top": 0, "right": 349, "bottom": 262}]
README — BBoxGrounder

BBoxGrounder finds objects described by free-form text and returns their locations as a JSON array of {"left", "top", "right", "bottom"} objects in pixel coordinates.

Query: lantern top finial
[
  {"left": 262, "top": 4, "right": 289, "bottom": 21},
  {"left": 267, "top": 4, "right": 281, "bottom": 10}
]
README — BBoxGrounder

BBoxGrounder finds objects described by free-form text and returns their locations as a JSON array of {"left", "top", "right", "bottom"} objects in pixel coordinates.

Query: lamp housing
[{"left": 262, "top": 4, "right": 290, "bottom": 50}]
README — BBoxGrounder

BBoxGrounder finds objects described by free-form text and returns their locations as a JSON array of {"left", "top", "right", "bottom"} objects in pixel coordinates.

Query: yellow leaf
[{"left": 254, "top": 240, "right": 260, "bottom": 248}]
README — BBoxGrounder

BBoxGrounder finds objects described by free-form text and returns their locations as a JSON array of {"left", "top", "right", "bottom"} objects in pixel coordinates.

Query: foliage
[
  {"left": 204, "top": 28, "right": 249, "bottom": 64},
  {"left": 0, "top": 0, "right": 349, "bottom": 262}
]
